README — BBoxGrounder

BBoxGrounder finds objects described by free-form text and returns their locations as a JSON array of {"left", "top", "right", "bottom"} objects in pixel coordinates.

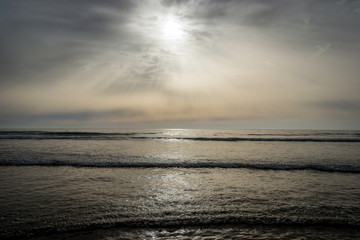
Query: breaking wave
[
  {"left": 1, "top": 130, "right": 360, "bottom": 142},
  {"left": 2, "top": 213, "right": 359, "bottom": 239},
  {"left": 1, "top": 160, "right": 359, "bottom": 173}
]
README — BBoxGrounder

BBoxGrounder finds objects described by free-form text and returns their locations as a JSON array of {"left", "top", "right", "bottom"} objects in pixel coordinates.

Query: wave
[
  {"left": 1, "top": 130, "right": 360, "bottom": 142},
  {"left": 1, "top": 160, "right": 359, "bottom": 173},
  {"left": 0, "top": 131, "right": 159, "bottom": 140},
  {"left": 1, "top": 135, "right": 360, "bottom": 142},
  {"left": 2, "top": 214, "right": 359, "bottom": 239},
  {"left": 161, "top": 137, "right": 360, "bottom": 142},
  {"left": 0, "top": 130, "right": 161, "bottom": 136}
]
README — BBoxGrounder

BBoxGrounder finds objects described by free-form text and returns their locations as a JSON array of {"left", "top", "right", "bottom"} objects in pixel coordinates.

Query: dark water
[{"left": 1, "top": 129, "right": 360, "bottom": 239}]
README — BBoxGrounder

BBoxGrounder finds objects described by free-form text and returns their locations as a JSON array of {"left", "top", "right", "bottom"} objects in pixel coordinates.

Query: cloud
[
  {"left": 0, "top": 0, "right": 137, "bottom": 85},
  {"left": 175, "top": 0, "right": 360, "bottom": 47},
  {"left": 103, "top": 53, "right": 170, "bottom": 93},
  {"left": 0, "top": 0, "right": 359, "bottom": 129},
  {"left": 316, "top": 100, "right": 360, "bottom": 112},
  {"left": 315, "top": 43, "right": 332, "bottom": 56},
  {"left": 160, "top": 0, "right": 190, "bottom": 7},
  {"left": 42, "top": 109, "right": 144, "bottom": 122},
  {"left": 0, "top": 108, "right": 146, "bottom": 127}
]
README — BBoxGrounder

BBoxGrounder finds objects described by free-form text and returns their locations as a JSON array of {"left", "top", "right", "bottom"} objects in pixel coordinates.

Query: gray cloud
[
  {"left": 171, "top": 0, "right": 360, "bottom": 48},
  {"left": 1, "top": 0, "right": 359, "bottom": 129},
  {"left": 160, "top": 0, "right": 190, "bottom": 7},
  {"left": 316, "top": 100, "right": 360, "bottom": 112},
  {"left": 0, "top": 108, "right": 145, "bottom": 127},
  {"left": 105, "top": 59, "right": 167, "bottom": 93},
  {"left": 42, "top": 109, "right": 144, "bottom": 121},
  {"left": 0, "top": 0, "right": 137, "bottom": 85},
  {"left": 2, "top": 0, "right": 359, "bottom": 86}
]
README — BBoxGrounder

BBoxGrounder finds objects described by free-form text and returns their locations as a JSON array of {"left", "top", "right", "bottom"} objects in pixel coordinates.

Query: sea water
[{"left": 0, "top": 129, "right": 359, "bottom": 239}]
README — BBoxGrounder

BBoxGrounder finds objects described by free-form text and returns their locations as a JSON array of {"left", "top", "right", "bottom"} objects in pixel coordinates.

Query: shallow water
[
  {"left": 32, "top": 225, "right": 360, "bottom": 240},
  {"left": 1, "top": 129, "right": 360, "bottom": 239}
]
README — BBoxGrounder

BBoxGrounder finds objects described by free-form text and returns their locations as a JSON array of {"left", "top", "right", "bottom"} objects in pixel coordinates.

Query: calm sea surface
[{"left": 1, "top": 129, "right": 360, "bottom": 239}]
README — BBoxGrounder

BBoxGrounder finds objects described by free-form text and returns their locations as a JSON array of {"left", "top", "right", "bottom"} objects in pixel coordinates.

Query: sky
[{"left": 0, "top": 0, "right": 360, "bottom": 129}]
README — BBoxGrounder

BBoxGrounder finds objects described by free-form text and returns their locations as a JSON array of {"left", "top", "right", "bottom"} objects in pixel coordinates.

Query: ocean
[{"left": 0, "top": 129, "right": 359, "bottom": 239}]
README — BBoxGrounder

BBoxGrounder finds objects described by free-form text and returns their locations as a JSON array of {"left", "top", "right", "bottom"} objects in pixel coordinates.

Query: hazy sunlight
[{"left": 161, "top": 16, "right": 185, "bottom": 41}]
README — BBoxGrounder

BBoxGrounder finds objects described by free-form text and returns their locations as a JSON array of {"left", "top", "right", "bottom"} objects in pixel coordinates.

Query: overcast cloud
[{"left": 0, "top": 0, "right": 359, "bottom": 129}]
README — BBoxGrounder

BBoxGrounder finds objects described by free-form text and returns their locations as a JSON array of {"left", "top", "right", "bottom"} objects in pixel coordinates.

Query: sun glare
[{"left": 161, "top": 16, "right": 184, "bottom": 41}]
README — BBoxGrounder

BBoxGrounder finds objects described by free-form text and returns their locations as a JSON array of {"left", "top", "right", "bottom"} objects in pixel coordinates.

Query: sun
[{"left": 161, "top": 16, "right": 185, "bottom": 41}]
